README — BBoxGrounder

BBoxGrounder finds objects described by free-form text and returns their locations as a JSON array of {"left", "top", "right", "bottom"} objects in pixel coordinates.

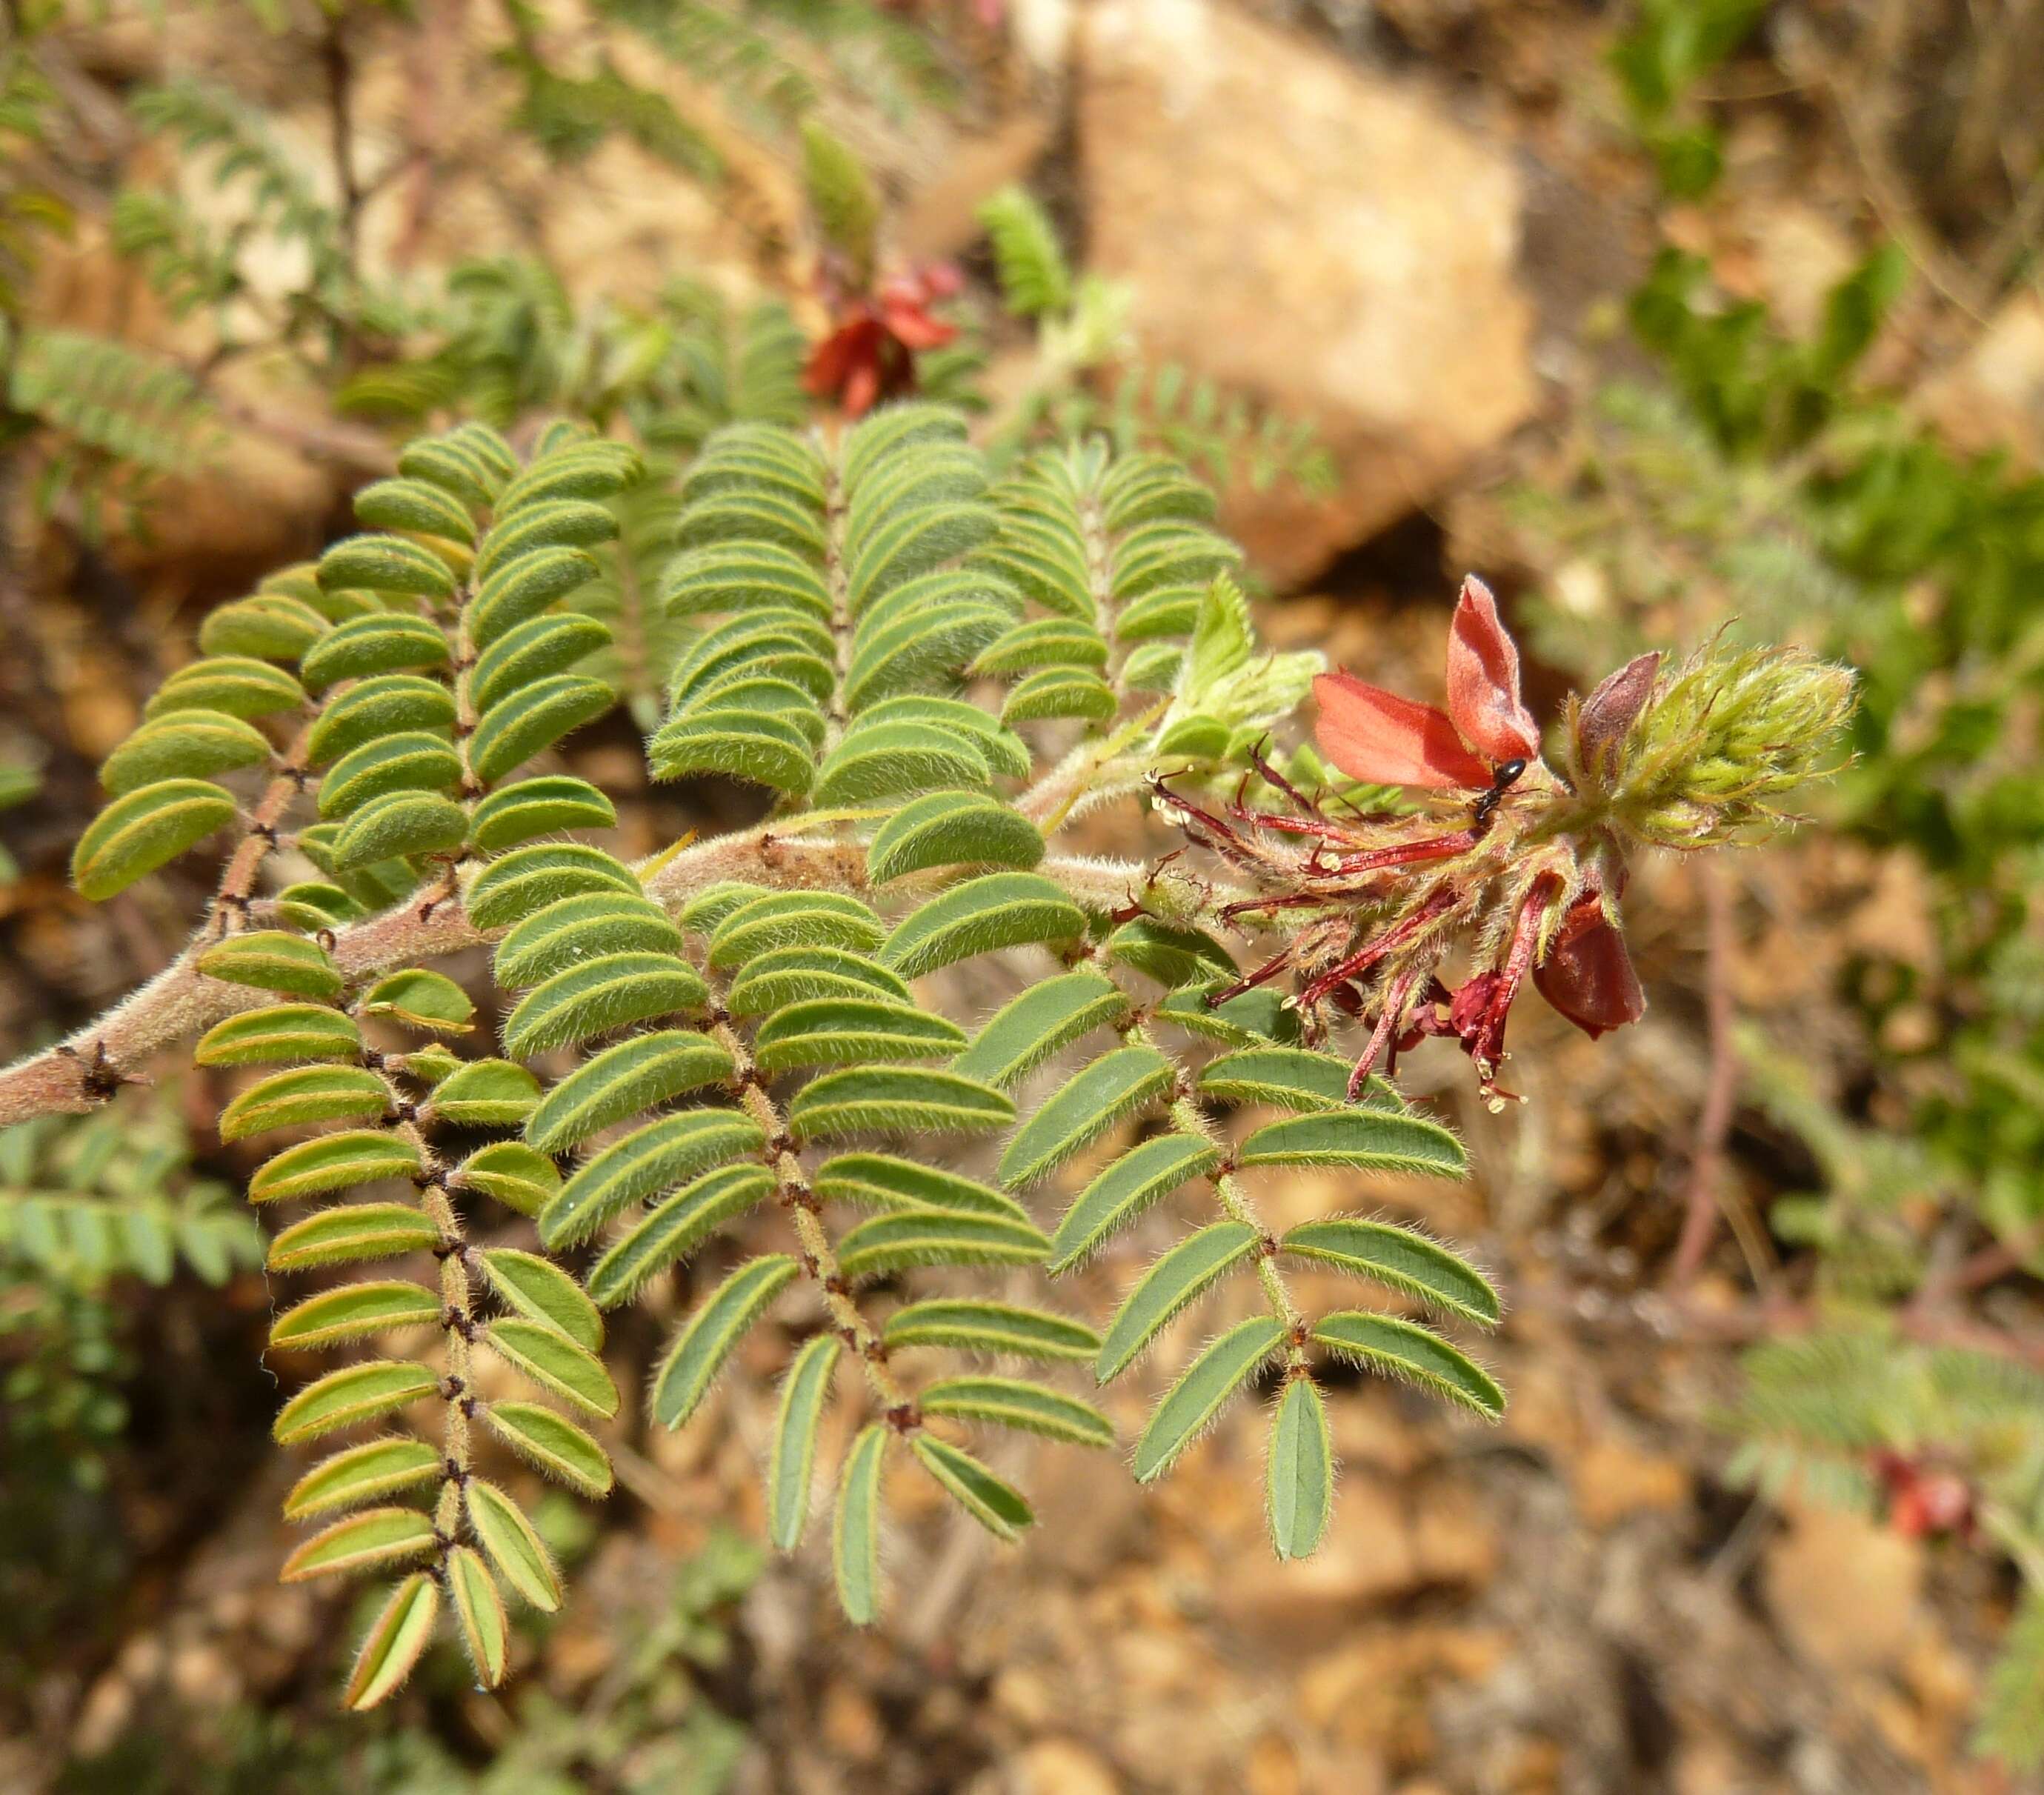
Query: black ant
[{"left": 1470, "top": 757, "right": 1528, "bottom": 835}]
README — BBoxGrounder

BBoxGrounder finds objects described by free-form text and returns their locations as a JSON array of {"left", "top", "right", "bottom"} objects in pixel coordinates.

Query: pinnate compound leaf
[
  {"left": 446, "top": 1545, "right": 509, "bottom": 1688},
  {"left": 652, "top": 1255, "right": 798, "bottom": 1428},
  {"left": 197, "top": 930, "right": 342, "bottom": 999},
  {"left": 343, "top": 1573, "right": 440, "bottom": 1711},
  {"left": 881, "top": 873, "right": 1086, "bottom": 979},
  {"left": 1266, "top": 1376, "right": 1333, "bottom": 1561},
  {"left": 911, "top": 1436, "right": 1033, "bottom": 1541},
  {"left": 71, "top": 779, "right": 236, "bottom": 899},
  {"left": 866, "top": 790, "right": 1044, "bottom": 885},
  {"left": 882, "top": 1299, "right": 1099, "bottom": 1362},
  {"left": 480, "top": 1247, "right": 603, "bottom": 1351},
  {"left": 838, "top": 1210, "right": 1049, "bottom": 1282},
  {"left": 280, "top": 1506, "right": 436, "bottom": 1583},
  {"left": 833, "top": 1423, "right": 887, "bottom": 1626},
  {"left": 524, "top": 1030, "right": 735, "bottom": 1151},
  {"left": 919, "top": 1376, "right": 1113, "bottom": 1448},
  {"left": 465, "top": 1477, "right": 562, "bottom": 1611},
  {"left": 1096, "top": 1221, "right": 1260, "bottom": 1382},
  {"left": 484, "top": 1399, "right": 613, "bottom": 1497},
  {"left": 283, "top": 1436, "right": 442, "bottom": 1522},
  {"left": 273, "top": 1361, "right": 439, "bottom": 1445},
  {"left": 1236, "top": 1109, "right": 1465, "bottom": 1177},
  {"left": 485, "top": 1318, "right": 619, "bottom": 1419},
  {"left": 1309, "top": 1311, "right": 1505, "bottom": 1419},
  {"left": 788, "top": 1068, "right": 1013, "bottom": 1142},
  {"left": 1133, "top": 1315, "right": 1288, "bottom": 1484},
  {"left": 585, "top": 1165, "right": 776, "bottom": 1308},
  {"left": 768, "top": 1334, "right": 840, "bottom": 1551},
  {"left": 539, "top": 1111, "right": 765, "bottom": 1247},
  {"left": 951, "top": 969, "right": 1128, "bottom": 1090},
  {"left": 997, "top": 1045, "right": 1174, "bottom": 1188},
  {"left": 269, "top": 1279, "right": 439, "bottom": 1350},
  {"left": 1049, "top": 1133, "right": 1221, "bottom": 1273},
  {"left": 1281, "top": 1219, "right": 1500, "bottom": 1327}
]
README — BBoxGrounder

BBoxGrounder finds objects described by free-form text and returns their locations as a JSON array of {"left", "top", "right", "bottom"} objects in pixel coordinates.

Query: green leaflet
[
  {"left": 469, "top": 775, "right": 616, "bottom": 853},
  {"left": 851, "top": 696, "right": 1030, "bottom": 779},
  {"left": 662, "top": 539, "right": 830, "bottom": 622},
  {"left": 467, "top": 546, "right": 601, "bottom": 649},
  {"left": 676, "top": 881, "right": 770, "bottom": 931},
  {"left": 305, "top": 674, "right": 456, "bottom": 766},
  {"left": 319, "top": 531, "right": 458, "bottom": 601},
  {"left": 882, "top": 1299, "right": 1098, "bottom": 1362},
  {"left": 865, "top": 789, "right": 1045, "bottom": 885},
  {"left": 1001, "top": 667, "right": 1117, "bottom": 725},
  {"left": 951, "top": 969, "right": 1128, "bottom": 1090},
  {"left": 146, "top": 655, "right": 306, "bottom": 721},
  {"left": 267, "top": 1203, "right": 440, "bottom": 1272},
  {"left": 911, "top": 1436, "right": 1032, "bottom": 1542},
  {"left": 70, "top": 778, "right": 236, "bottom": 899},
  {"left": 726, "top": 947, "right": 912, "bottom": 1016},
  {"left": 446, "top": 1545, "right": 509, "bottom": 1689},
  {"left": 268, "top": 1279, "right": 439, "bottom": 1349},
  {"left": 539, "top": 1110, "right": 765, "bottom": 1247},
  {"left": 282, "top": 1436, "right": 443, "bottom": 1521},
  {"left": 651, "top": 1254, "right": 799, "bottom": 1428},
  {"left": 475, "top": 498, "right": 619, "bottom": 583},
  {"left": 453, "top": 1141, "right": 561, "bottom": 1217},
  {"left": 1197, "top": 1046, "right": 1402, "bottom": 1113},
  {"left": 343, "top": 1573, "right": 439, "bottom": 1711},
  {"left": 479, "top": 1246, "right": 604, "bottom": 1352},
  {"left": 524, "top": 1030, "right": 736, "bottom": 1151},
  {"left": 330, "top": 788, "right": 467, "bottom": 870},
  {"left": 468, "top": 673, "right": 613, "bottom": 784},
  {"left": 706, "top": 891, "right": 885, "bottom": 971},
  {"left": 788, "top": 1068, "right": 1014, "bottom": 1142},
  {"left": 425, "top": 1059, "right": 542, "bottom": 1128},
  {"left": 997, "top": 1045, "right": 1175, "bottom": 1188},
  {"left": 811, "top": 1153, "right": 1029, "bottom": 1221},
  {"left": 316, "top": 732, "right": 465, "bottom": 819},
  {"left": 196, "top": 1004, "right": 362, "bottom": 1067},
  {"left": 1266, "top": 1376, "right": 1333, "bottom": 1561},
  {"left": 843, "top": 595, "right": 1008, "bottom": 713},
  {"left": 361, "top": 968, "right": 476, "bottom": 1033},
  {"left": 99, "top": 710, "right": 271, "bottom": 796},
  {"left": 353, "top": 473, "right": 478, "bottom": 542},
  {"left": 248, "top": 1130, "right": 422, "bottom": 1204},
  {"left": 497, "top": 439, "right": 639, "bottom": 509},
  {"left": 273, "top": 1360, "right": 439, "bottom": 1445},
  {"left": 1280, "top": 1219, "right": 1501, "bottom": 1328},
  {"left": 1309, "top": 1311, "right": 1505, "bottom": 1419},
  {"left": 880, "top": 873, "right": 1086, "bottom": 979},
  {"left": 466, "top": 1476, "right": 563, "bottom": 1612},
  {"left": 485, "top": 1317, "right": 618, "bottom": 1419},
  {"left": 1103, "top": 919, "right": 1236, "bottom": 990},
  {"left": 491, "top": 890, "right": 682, "bottom": 987},
  {"left": 466, "top": 843, "right": 641, "bottom": 932},
  {"left": 398, "top": 438, "right": 498, "bottom": 510},
  {"left": 281, "top": 1505, "right": 438, "bottom": 1584},
  {"left": 1096, "top": 1221, "right": 1260, "bottom": 1382},
  {"left": 1048, "top": 1133, "right": 1222, "bottom": 1273},
  {"left": 1153, "top": 980, "right": 1298, "bottom": 1048},
  {"left": 811, "top": 722, "right": 987, "bottom": 807},
  {"left": 470, "top": 613, "right": 613, "bottom": 713},
  {"left": 919, "top": 1376, "right": 1113, "bottom": 1449},
  {"left": 199, "top": 592, "right": 330, "bottom": 662},
  {"left": 768, "top": 1333, "right": 840, "bottom": 1551},
  {"left": 197, "top": 930, "right": 342, "bottom": 999},
  {"left": 484, "top": 1400, "right": 614, "bottom": 1498},
  {"left": 753, "top": 998, "right": 965, "bottom": 1073},
  {"left": 833, "top": 1422, "right": 887, "bottom": 1627},
  {"left": 1132, "top": 1315, "right": 1287, "bottom": 1484},
  {"left": 1236, "top": 1110, "right": 1466, "bottom": 1178},
  {"left": 837, "top": 1210, "right": 1050, "bottom": 1282},
  {"left": 972, "top": 616, "right": 1109, "bottom": 676},
  {"left": 502, "top": 952, "right": 709, "bottom": 1059},
  {"left": 585, "top": 1165, "right": 776, "bottom": 1308},
  {"left": 299, "top": 612, "right": 450, "bottom": 690}
]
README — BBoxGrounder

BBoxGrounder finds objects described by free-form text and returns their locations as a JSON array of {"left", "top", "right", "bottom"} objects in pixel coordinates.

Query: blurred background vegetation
[{"left": 1, "top": 0, "right": 2041, "bottom": 1788}]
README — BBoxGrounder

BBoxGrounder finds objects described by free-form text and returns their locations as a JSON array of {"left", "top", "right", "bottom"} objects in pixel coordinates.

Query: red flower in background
[{"left": 803, "top": 263, "right": 962, "bottom": 419}]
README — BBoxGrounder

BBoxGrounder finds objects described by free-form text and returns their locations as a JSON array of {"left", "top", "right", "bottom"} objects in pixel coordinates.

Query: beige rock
[
  {"left": 1078, "top": 0, "right": 1535, "bottom": 587},
  {"left": 1762, "top": 1502, "right": 1924, "bottom": 1676},
  {"left": 1011, "top": 1738, "right": 1122, "bottom": 1795},
  {"left": 1570, "top": 1436, "right": 1689, "bottom": 1528},
  {"left": 820, "top": 1679, "right": 887, "bottom": 1762}
]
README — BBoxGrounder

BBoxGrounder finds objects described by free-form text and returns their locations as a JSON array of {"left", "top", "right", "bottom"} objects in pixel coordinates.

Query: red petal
[
  {"left": 882, "top": 302, "right": 956, "bottom": 351},
  {"left": 1312, "top": 671, "right": 1492, "bottom": 789},
  {"left": 1534, "top": 905, "right": 1645, "bottom": 1039},
  {"left": 1574, "top": 650, "right": 1660, "bottom": 775},
  {"left": 802, "top": 321, "right": 868, "bottom": 398},
  {"left": 1445, "top": 576, "right": 1541, "bottom": 764},
  {"left": 842, "top": 359, "right": 882, "bottom": 419}
]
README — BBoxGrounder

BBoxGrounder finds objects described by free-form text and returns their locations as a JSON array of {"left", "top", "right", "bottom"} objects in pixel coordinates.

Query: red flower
[{"left": 803, "top": 264, "right": 962, "bottom": 420}]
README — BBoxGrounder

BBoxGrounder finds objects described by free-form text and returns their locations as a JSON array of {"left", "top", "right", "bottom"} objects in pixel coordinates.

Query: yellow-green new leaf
[
  {"left": 267, "top": 1202, "right": 440, "bottom": 1272},
  {"left": 248, "top": 1130, "right": 422, "bottom": 1204},
  {"left": 145, "top": 656, "right": 307, "bottom": 721},
  {"left": 283, "top": 1436, "right": 442, "bottom": 1521},
  {"left": 480, "top": 1247, "right": 603, "bottom": 1351},
  {"left": 343, "top": 1573, "right": 440, "bottom": 1711},
  {"left": 485, "top": 1318, "right": 618, "bottom": 1419},
  {"left": 100, "top": 712, "right": 270, "bottom": 795},
  {"left": 299, "top": 613, "right": 452, "bottom": 690},
  {"left": 466, "top": 1477, "right": 562, "bottom": 1611},
  {"left": 196, "top": 1004, "right": 362, "bottom": 1067},
  {"left": 280, "top": 1505, "right": 437, "bottom": 1583},
  {"left": 446, "top": 1545, "right": 508, "bottom": 1688},
  {"left": 453, "top": 1142, "right": 561, "bottom": 1217},
  {"left": 269, "top": 1279, "right": 439, "bottom": 1349},
  {"left": 273, "top": 1360, "right": 439, "bottom": 1445},
  {"left": 221, "top": 1065, "right": 390, "bottom": 1142},
  {"left": 198, "top": 930, "right": 342, "bottom": 999},
  {"left": 71, "top": 779, "right": 236, "bottom": 899},
  {"left": 484, "top": 1399, "right": 613, "bottom": 1497},
  {"left": 425, "top": 1059, "right": 541, "bottom": 1128},
  {"left": 319, "top": 532, "right": 458, "bottom": 601}
]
